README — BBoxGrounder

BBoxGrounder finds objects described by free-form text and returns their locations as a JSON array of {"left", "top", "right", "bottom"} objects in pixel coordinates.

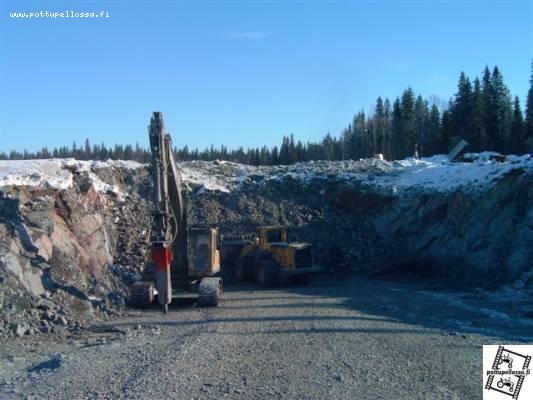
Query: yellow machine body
[
  {"left": 187, "top": 226, "right": 220, "bottom": 278},
  {"left": 257, "top": 226, "right": 314, "bottom": 272}
]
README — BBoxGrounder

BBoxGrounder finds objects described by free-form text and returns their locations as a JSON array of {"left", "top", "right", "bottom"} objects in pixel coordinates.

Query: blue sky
[{"left": 1, "top": 0, "right": 532, "bottom": 152}]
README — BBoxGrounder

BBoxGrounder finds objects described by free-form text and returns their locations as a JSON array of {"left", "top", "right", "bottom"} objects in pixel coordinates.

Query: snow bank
[
  {"left": 0, "top": 159, "right": 144, "bottom": 196},
  {"left": 89, "top": 159, "right": 144, "bottom": 171},
  {"left": 245, "top": 154, "right": 532, "bottom": 194},
  {"left": 0, "top": 159, "right": 74, "bottom": 189},
  {"left": 179, "top": 160, "right": 249, "bottom": 193},
  {"left": 374, "top": 154, "right": 533, "bottom": 194},
  {"left": 1, "top": 154, "right": 531, "bottom": 195}
]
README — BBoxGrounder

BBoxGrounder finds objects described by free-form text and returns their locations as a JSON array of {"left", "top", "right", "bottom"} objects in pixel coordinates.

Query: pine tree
[
  {"left": 84, "top": 138, "right": 91, "bottom": 160},
  {"left": 341, "top": 125, "right": 352, "bottom": 159},
  {"left": 374, "top": 97, "right": 385, "bottom": 156},
  {"left": 400, "top": 88, "right": 417, "bottom": 158},
  {"left": 288, "top": 134, "right": 297, "bottom": 164},
  {"left": 491, "top": 66, "right": 513, "bottom": 153},
  {"left": 440, "top": 101, "right": 454, "bottom": 153},
  {"left": 451, "top": 72, "right": 473, "bottom": 143},
  {"left": 279, "top": 136, "right": 290, "bottom": 164},
  {"left": 271, "top": 146, "right": 279, "bottom": 164},
  {"left": 350, "top": 112, "right": 361, "bottom": 159},
  {"left": 124, "top": 144, "right": 133, "bottom": 160},
  {"left": 391, "top": 98, "right": 402, "bottom": 159},
  {"left": 510, "top": 96, "right": 525, "bottom": 154},
  {"left": 427, "top": 103, "right": 440, "bottom": 156},
  {"left": 415, "top": 95, "right": 429, "bottom": 155},
  {"left": 470, "top": 77, "right": 486, "bottom": 151},
  {"left": 383, "top": 98, "right": 392, "bottom": 159},
  {"left": 526, "top": 61, "right": 533, "bottom": 152},
  {"left": 482, "top": 66, "right": 496, "bottom": 152},
  {"left": 353, "top": 111, "right": 366, "bottom": 158},
  {"left": 100, "top": 143, "right": 108, "bottom": 160}
]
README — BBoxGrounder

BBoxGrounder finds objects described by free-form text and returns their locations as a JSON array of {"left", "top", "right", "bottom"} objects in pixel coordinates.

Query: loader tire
[{"left": 256, "top": 260, "right": 278, "bottom": 288}]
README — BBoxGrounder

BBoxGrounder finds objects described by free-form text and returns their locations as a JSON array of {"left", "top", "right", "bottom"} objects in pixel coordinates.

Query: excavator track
[{"left": 130, "top": 281, "right": 156, "bottom": 307}]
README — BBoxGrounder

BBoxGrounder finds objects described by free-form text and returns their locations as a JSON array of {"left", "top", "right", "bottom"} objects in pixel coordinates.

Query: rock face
[
  {"left": 373, "top": 174, "right": 533, "bottom": 280},
  {"left": 0, "top": 161, "right": 151, "bottom": 337},
  {"left": 0, "top": 155, "right": 532, "bottom": 337}
]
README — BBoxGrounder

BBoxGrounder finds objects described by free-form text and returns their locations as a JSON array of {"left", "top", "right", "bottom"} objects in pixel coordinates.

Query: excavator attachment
[{"left": 152, "top": 247, "right": 172, "bottom": 312}]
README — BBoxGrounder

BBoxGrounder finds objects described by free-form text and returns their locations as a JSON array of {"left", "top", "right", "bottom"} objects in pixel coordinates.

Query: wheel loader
[
  {"left": 130, "top": 112, "right": 222, "bottom": 312},
  {"left": 221, "top": 226, "right": 320, "bottom": 287}
]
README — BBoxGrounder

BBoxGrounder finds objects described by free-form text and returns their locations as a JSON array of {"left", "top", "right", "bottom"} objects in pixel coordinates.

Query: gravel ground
[{"left": 1, "top": 275, "right": 531, "bottom": 400}]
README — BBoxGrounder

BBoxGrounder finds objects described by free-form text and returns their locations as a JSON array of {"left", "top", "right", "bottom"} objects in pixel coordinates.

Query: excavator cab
[{"left": 188, "top": 226, "right": 220, "bottom": 277}]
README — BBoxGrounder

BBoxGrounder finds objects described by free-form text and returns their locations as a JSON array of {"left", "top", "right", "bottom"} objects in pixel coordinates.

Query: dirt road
[{"left": 1, "top": 276, "right": 531, "bottom": 399}]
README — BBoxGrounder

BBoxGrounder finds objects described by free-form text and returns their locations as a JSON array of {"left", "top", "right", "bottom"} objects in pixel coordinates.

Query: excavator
[{"left": 130, "top": 112, "right": 222, "bottom": 312}]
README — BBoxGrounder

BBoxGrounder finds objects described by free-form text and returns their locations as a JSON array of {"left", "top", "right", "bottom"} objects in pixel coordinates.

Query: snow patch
[
  {"left": 0, "top": 159, "right": 143, "bottom": 199},
  {"left": 0, "top": 159, "right": 74, "bottom": 189},
  {"left": 1, "top": 153, "right": 531, "bottom": 195},
  {"left": 366, "top": 154, "right": 532, "bottom": 194},
  {"left": 179, "top": 160, "right": 250, "bottom": 193}
]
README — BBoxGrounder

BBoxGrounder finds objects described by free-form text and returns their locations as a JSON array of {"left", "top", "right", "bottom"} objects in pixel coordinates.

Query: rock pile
[
  {"left": 0, "top": 292, "right": 80, "bottom": 338},
  {"left": 111, "top": 197, "right": 151, "bottom": 286}
]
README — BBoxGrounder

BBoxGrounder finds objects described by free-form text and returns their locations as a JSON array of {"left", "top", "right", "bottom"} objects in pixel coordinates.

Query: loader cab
[
  {"left": 258, "top": 225, "right": 315, "bottom": 272},
  {"left": 258, "top": 226, "right": 288, "bottom": 250},
  {"left": 188, "top": 226, "right": 220, "bottom": 277}
]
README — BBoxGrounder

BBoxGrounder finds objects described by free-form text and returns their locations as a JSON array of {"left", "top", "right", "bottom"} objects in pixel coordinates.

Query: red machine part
[{"left": 152, "top": 247, "right": 172, "bottom": 273}]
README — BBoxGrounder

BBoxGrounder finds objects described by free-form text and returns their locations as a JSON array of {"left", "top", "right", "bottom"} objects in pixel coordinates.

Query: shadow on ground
[
  {"left": 267, "top": 273, "right": 533, "bottom": 342},
  {"left": 109, "top": 274, "right": 533, "bottom": 342}
]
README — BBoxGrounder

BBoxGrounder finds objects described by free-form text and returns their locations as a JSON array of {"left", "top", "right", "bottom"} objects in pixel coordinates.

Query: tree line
[{"left": 2, "top": 64, "right": 532, "bottom": 165}]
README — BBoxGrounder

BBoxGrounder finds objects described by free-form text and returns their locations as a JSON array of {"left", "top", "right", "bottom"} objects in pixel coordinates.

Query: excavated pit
[{"left": 0, "top": 155, "right": 532, "bottom": 337}]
